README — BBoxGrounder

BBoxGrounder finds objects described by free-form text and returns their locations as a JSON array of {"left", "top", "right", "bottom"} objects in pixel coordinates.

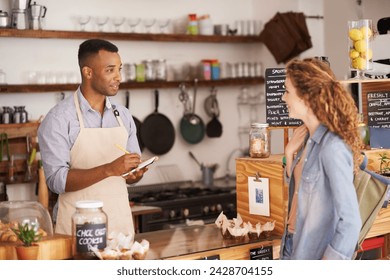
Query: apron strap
[
  {"left": 74, "top": 91, "right": 125, "bottom": 128},
  {"left": 73, "top": 91, "right": 85, "bottom": 129},
  {"left": 113, "top": 107, "right": 125, "bottom": 127}
]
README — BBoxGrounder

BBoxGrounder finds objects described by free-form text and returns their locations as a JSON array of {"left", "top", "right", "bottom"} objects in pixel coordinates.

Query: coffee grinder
[{"left": 10, "top": 0, "right": 31, "bottom": 29}]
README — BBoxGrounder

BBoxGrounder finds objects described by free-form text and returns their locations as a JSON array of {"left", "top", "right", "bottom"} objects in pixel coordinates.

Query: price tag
[
  {"left": 248, "top": 176, "right": 270, "bottom": 216},
  {"left": 249, "top": 245, "right": 273, "bottom": 260}
]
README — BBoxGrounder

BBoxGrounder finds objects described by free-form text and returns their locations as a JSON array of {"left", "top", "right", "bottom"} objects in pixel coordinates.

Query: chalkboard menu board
[
  {"left": 367, "top": 91, "right": 390, "bottom": 128},
  {"left": 265, "top": 68, "right": 302, "bottom": 127}
]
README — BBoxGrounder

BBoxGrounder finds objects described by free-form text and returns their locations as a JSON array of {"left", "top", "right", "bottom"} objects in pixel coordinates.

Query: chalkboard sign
[
  {"left": 249, "top": 245, "right": 273, "bottom": 260},
  {"left": 197, "top": 254, "right": 220, "bottom": 260},
  {"left": 265, "top": 68, "right": 302, "bottom": 127},
  {"left": 75, "top": 223, "right": 106, "bottom": 253},
  {"left": 367, "top": 91, "right": 390, "bottom": 128}
]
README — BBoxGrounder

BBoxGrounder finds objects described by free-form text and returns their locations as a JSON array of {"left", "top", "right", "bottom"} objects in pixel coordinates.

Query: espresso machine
[{"left": 10, "top": 0, "right": 31, "bottom": 29}]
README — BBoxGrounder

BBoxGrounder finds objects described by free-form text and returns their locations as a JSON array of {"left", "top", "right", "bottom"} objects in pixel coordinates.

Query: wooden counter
[{"left": 135, "top": 224, "right": 280, "bottom": 260}]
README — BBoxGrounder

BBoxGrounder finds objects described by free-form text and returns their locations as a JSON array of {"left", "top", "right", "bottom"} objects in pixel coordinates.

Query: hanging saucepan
[
  {"left": 126, "top": 91, "right": 144, "bottom": 151},
  {"left": 205, "top": 87, "right": 223, "bottom": 138},
  {"left": 179, "top": 79, "right": 205, "bottom": 144},
  {"left": 140, "top": 89, "right": 175, "bottom": 155}
]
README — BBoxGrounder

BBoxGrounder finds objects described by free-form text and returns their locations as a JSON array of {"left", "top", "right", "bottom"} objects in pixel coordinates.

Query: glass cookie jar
[
  {"left": 249, "top": 123, "right": 270, "bottom": 158},
  {"left": 72, "top": 200, "right": 107, "bottom": 260}
]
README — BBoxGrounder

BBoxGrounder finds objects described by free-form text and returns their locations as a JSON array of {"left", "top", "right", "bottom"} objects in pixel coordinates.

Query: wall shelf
[
  {"left": 0, "top": 28, "right": 262, "bottom": 43},
  {"left": 0, "top": 77, "right": 264, "bottom": 93}
]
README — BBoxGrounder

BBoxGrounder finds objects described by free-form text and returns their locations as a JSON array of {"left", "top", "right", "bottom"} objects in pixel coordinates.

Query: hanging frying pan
[
  {"left": 126, "top": 91, "right": 144, "bottom": 151},
  {"left": 140, "top": 89, "right": 175, "bottom": 155},
  {"left": 206, "top": 87, "right": 223, "bottom": 138},
  {"left": 179, "top": 79, "right": 205, "bottom": 144}
]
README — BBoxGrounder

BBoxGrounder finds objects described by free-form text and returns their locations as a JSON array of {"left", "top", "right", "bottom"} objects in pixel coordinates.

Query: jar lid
[
  {"left": 75, "top": 200, "right": 103, "bottom": 209},
  {"left": 251, "top": 123, "right": 269, "bottom": 128}
]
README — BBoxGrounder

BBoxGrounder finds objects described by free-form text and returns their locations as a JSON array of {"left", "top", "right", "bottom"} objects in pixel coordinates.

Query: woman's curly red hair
[{"left": 286, "top": 57, "right": 362, "bottom": 172}]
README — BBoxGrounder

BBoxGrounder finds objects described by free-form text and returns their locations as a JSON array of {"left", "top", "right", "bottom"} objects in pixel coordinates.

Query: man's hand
[{"left": 108, "top": 153, "right": 141, "bottom": 177}]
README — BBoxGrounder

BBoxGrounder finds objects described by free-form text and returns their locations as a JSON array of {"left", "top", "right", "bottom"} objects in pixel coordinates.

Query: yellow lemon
[
  {"left": 349, "top": 49, "right": 360, "bottom": 59},
  {"left": 349, "top": 28, "right": 363, "bottom": 41},
  {"left": 360, "top": 26, "right": 373, "bottom": 39},
  {"left": 361, "top": 48, "right": 373, "bottom": 60},
  {"left": 354, "top": 40, "right": 367, "bottom": 52},
  {"left": 352, "top": 57, "right": 367, "bottom": 70}
]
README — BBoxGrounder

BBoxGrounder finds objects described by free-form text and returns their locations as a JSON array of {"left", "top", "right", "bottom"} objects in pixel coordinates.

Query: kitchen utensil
[
  {"left": 29, "top": 1, "right": 46, "bottom": 30},
  {"left": 378, "top": 17, "right": 390, "bottom": 34},
  {"left": 205, "top": 87, "right": 222, "bottom": 138},
  {"left": 0, "top": 10, "right": 10, "bottom": 28},
  {"left": 10, "top": 0, "right": 30, "bottom": 29},
  {"left": 140, "top": 89, "right": 175, "bottom": 155},
  {"left": 37, "top": 160, "right": 49, "bottom": 209},
  {"left": 188, "top": 151, "right": 218, "bottom": 187},
  {"left": 188, "top": 151, "right": 203, "bottom": 169},
  {"left": 204, "top": 87, "right": 217, "bottom": 118},
  {"left": 11, "top": 10, "right": 28, "bottom": 29},
  {"left": 202, "top": 164, "right": 218, "bottom": 187},
  {"left": 179, "top": 79, "right": 205, "bottom": 144},
  {"left": 0, "top": 133, "right": 10, "bottom": 162},
  {"left": 126, "top": 90, "right": 144, "bottom": 151}
]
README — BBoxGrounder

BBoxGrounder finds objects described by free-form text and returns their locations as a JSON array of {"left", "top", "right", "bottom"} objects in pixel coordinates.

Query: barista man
[{"left": 38, "top": 39, "right": 146, "bottom": 236}]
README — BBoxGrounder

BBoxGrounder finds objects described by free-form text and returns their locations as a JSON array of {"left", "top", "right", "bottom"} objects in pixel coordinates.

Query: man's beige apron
[{"left": 55, "top": 92, "right": 134, "bottom": 236}]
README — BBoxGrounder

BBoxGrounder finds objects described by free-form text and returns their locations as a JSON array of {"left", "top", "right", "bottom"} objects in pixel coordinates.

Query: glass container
[
  {"left": 0, "top": 201, "right": 54, "bottom": 236},
  {"left": 249, "top": 123, "right": 270, "bottom": 158},
  {"left": 348, "top": 19, "right": 373, "bottom": 79},
  {"left": 72, "top": 200, "right": 107, "bottom": 260}
]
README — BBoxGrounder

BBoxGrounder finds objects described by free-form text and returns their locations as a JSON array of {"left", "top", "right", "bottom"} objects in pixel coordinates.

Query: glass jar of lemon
[{"left": 348, "top": 19, "right": 373, "bottom": 79}]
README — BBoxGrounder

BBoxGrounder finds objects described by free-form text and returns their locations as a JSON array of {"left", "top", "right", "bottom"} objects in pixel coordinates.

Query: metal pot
[
  {"left": 0, "top": 11, "right": 10, "bottom": 28},
  {"left": 188, "top": 151, "right": 218, "bottom": 187}
]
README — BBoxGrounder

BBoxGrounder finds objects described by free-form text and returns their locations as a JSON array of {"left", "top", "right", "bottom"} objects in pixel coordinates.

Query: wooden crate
[
  {"left": 236, "top": 155, "right": 287, "bottom": 236},
  {"left": 0, "top": 122, "right": 40, "bottom": 184}
]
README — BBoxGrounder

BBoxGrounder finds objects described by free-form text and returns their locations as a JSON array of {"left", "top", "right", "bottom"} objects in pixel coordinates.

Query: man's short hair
[{"left": 78, "top": 39, "right": 119, "bottom": 68}]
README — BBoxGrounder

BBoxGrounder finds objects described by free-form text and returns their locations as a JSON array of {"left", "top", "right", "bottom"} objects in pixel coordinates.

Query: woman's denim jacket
[{"left": 280, "top": 124, "right": 361, "bottom": 260}]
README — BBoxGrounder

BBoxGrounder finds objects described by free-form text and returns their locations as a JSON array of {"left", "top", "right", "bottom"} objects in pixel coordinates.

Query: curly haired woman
[{"left": 280, "top": 58, "right": 362, "bottom": 260}]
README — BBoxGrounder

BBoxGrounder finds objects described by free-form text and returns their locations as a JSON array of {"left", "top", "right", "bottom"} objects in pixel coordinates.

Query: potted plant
[
  {"left": 378, "top": 152, "right": 390, "bottom": 177},
  {"left": 12, "top": 222, "right": 42, "bottom": 260}
]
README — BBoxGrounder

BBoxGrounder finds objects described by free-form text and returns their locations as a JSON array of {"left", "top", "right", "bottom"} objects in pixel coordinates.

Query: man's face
[{"left": 87, "top": 50, "right": 122, "bottom": 97}]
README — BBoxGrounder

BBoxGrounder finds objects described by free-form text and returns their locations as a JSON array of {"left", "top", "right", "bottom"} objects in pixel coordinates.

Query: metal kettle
[
  {"left": 0, "top": 10, "right": 10, "bottom": 28},
  {"left": 29, "top": 1, "right": 47, "bottom": 30}
]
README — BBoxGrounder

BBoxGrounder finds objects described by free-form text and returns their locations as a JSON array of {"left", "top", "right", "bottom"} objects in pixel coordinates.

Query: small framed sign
[{"left": 249, "top": 245, "right": 273, "bottom": 260}]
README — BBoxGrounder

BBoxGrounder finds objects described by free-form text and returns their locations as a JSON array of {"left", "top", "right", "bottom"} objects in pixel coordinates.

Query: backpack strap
[{"left": 360, "top": 152, "right": 368, "bottom": 170}]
